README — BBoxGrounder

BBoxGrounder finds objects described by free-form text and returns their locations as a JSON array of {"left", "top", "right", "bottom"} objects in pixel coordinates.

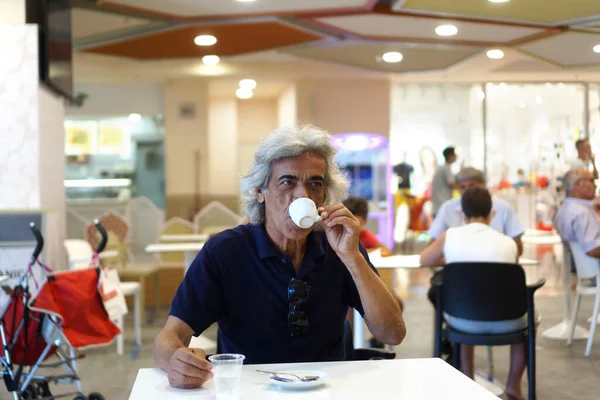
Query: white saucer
[{"left": 267, "top": 370, "right": 328, "bottom": 390}]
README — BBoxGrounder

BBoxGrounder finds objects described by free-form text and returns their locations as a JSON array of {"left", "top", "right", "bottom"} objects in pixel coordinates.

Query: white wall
[
  {"left": 208, "top": 99, "right": 238, "bottom": 196},
  {"left": 0, "top": 0, "right": 25, "bottom": 25},
  {"left": 38, "top": 85, "right": 66, "bottom": 268},
  {"left": 237, "top": 99, "right": 278, "bottom": 180},
  {"left": 277, "top": 85, "right": 297, "bottom": 128},
  {"left": 0, "top": 25, "right": 40, "bottom": 208},
  {"left": 66, "top": 84, "right": 164, "bottom": 117}
]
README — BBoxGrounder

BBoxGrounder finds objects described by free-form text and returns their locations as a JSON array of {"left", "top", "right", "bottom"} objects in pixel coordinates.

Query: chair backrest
[
  {"left": 442, "top": 262, "right": 527, "bottom": 322},
  {"left": 126, "top": 196, "right": 165, "bottom": 258},
  {"left": 158, "top": 217, "right": 195, "bottom": 265},
  {"left": 64, "top": 239, "right": 94, "bottom": 270},
  {"left": 193, "top": 201, "right": 244, "bottom": 235},
  {"left": 86, "top": 210, "right": 131, "bottom": 266},
  {"left": 569, "top": 241, "right": 600, "bottom": 279}
]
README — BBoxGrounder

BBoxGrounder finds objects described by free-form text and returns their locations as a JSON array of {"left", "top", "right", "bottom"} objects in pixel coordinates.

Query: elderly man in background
[
  {"left": 428, "top": 167, "right": 524, "bottom": 255},
  {"left": 571, "top": 138, "right": 599, "bottom": 179},
  {"left": 153, "top": 125, "right": 406, "bottom": 389},
  {"left": 555, "top": 168, "right": 600, "bottom": 257}
]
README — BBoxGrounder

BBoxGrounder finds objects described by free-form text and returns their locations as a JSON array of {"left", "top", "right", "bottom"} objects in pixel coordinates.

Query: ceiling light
[
  {"left": 236, "top": 0, "right": 256, "bottom": 2},
  {"left": 202, "top": 55, "right": 220, "bottom": 65},
  {"left": 128, "top": 113, "right": 141, "bottom": 122},
  {"left": 194, "top": 35, "right": 217, "bottom": 46},
  {"left": 477, "top": 90, "right": 485, "bottom": 100},
  {"left": 594, "top": 44, "right": 600, "bottom": 53},
  {"left": 435, "top": 24, "right": 458, "bottom": 37},
  {"left": 382, "top": 52, "right": 403, "bottom": 63},
  {"left": 488, "top": 0, "right": 510, "bottom": 3},
  {"left": 486, "top": 49, "right": 504, "bottom": 59},
  {"left": 236, "top": 88, "right": 253, "bottom": 99},
  {"left": 239, "top": 79, "right": 257, "bottom": 89}
]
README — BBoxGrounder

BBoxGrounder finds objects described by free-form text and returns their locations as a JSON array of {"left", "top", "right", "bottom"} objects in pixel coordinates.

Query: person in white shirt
[
  {"left": 431, "top": 147, "right": 457, "bottom": 216},
  {"left": 420, "top": 187, "right": 526, "bottom": 400},
  {"left": 571, "top": 138, "right": 598, "bottom": 179}
]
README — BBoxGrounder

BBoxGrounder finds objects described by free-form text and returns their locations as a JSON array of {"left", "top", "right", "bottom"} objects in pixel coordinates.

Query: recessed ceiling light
[
  {"left": 488, "top": 0, "right": 510, "bottom": 3},
  {"left": 435, "top": 24, "right": 458, "bottom": 37},
  {"left": 236, "top": 88, "right": 253, "bottom": 99},
  {"left": 239, "top": 79, "right": 257, "bottom": 89},
  {"left": 236, "top": 0, "right": 256, "bottom": 2},
  {"left": 202, "top": 55, "right": 220, "bottom": 65},
  {"left": 128, "top": 113, "right": 141, "bottom": 122},
  {"left": 194, "top": 35, "right": 217, "bottom": 46},
  {"left": 486, "top": 49, "right": 504, "bottom": 59},
  {"left": 594, "top": 44, "right": 600, "bottom": 53},
  {"left": 382, "top": 52, "right": 403, "bottom": 63}
]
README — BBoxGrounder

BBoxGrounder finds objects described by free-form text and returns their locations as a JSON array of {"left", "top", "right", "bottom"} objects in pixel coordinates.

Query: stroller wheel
[{"left": 88, "top": 393, "right": 105, "bottom": 400}]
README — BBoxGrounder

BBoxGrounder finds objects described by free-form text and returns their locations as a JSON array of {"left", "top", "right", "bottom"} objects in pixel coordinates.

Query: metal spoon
[{"left": 256, "top": 369, "right": 320, "bottom": 382}]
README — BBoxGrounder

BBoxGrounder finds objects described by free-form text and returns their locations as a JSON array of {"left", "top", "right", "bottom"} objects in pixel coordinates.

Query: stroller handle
[
  {"left": 94, "top": 219, "right": 108, "bottom": 254},
  {"left": 29, "top": 222, "right": 44, "bottom": 263}
]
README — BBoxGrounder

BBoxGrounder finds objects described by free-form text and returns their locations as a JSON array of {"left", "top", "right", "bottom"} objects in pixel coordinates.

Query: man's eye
[
  {"left": 281, "top": 180, "right": 292, "bottom": 186},
  {"left": 311, "top": 182, "right": 323, "bottom": 187}
]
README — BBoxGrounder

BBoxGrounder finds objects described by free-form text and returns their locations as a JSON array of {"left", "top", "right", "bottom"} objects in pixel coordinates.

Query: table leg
[
  {"left": 153, "top": 270, "right": 160, "bottom": 321},
  {"left": 184, "top": 251, "right": 195, "bottom": 275},
  {"left": 353, "top": 309, "right": 364, "bottom": 350},
  {"left": 542, "top": 245, "right": 589, "bottom": 340},
  {"left": 138, "top": 275, "right": 146, "bottom": 325}
]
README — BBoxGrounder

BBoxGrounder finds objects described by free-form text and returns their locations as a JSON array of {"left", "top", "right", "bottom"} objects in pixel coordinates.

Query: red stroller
[{"left": 0, "top": 222, "right": 120, "bottom": 399}]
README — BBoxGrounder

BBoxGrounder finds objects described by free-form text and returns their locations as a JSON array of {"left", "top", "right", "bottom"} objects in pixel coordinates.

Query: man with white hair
[
  {"left": 555, "top": 168, "right": 600, "bottom": 257},
  {"left": 153, "top": 125, "right": 406, "bottom": 389}
]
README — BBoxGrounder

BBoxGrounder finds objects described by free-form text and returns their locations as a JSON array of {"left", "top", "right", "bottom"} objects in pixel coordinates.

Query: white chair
[
  {"left": 64, "top": 239, "right": 142, "bottom": 356},
  {"left": 193, "top": 201, "right": 244, "bottom": 236},
  {"left": 567, "top": 241, "right": 600, "bottom": 356}
]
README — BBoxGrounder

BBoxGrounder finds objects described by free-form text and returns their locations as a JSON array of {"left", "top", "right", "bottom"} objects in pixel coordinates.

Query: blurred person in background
[
  {"left": 431, "top": 147, "right": 457, "bottom": 217},
  {"left": 571, "top": 138, "right": 598, "bottom": 179}
]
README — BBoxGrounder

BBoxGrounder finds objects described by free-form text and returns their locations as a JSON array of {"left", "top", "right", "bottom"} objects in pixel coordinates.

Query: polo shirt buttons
[{"left": 281, "top": 258, "right": 287, "bottom": 264}]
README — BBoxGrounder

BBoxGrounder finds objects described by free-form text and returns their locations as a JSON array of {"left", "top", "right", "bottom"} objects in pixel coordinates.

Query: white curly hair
[{"left": 240, "top": 125, "right": 349, "bottom": 224}]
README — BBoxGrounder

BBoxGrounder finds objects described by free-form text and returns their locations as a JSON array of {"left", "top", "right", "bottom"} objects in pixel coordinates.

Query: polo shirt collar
[
  {"left": 253, "top": 224, "right": 326, "bottom": 260},
  {"left": 565, "top": 197, "right": 594, "bottom": 208}
]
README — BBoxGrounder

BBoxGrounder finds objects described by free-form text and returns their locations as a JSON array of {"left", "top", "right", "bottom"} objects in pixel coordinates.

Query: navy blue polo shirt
[{"left": 170, "top": 223, "right": 378, "bottom": 365}]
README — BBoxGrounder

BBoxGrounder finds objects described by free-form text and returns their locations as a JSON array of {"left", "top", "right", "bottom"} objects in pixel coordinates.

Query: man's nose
[{"left": 294, "top": 183, "right": 309, "bottom": 198}]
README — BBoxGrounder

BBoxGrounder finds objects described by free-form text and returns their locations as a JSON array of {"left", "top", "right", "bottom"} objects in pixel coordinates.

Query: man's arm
[
  {"left": 153, "top": 316, "right": 213, "bottom": 388},
  {"left": 513, "top": 234, "right": 523, "bottom": 256},
  {"left": 420, "top": 232, "right": 447, "bottom": 267},
  {"left": 319, "top": 204, "right": 406, "bottom": 346},
  {"left": 341, "top": 253, "right": 406, "bottom": 345}
]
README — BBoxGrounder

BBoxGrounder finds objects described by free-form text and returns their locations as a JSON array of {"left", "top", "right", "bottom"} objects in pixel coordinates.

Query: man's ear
[{"left": 256, "top": 188, "right": 265, "bottom": 203}]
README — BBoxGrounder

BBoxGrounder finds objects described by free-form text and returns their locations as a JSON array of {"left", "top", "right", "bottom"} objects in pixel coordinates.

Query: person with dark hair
[
  {"left": 431, "top": 147, "right": 457, "bottom": 216},
  {"left": 571, "top": 138, "right": 598, "bottom": 179},
  {"left": 343, "top": 197, "right": 392, "bottom": 257},
  {"left": 420, "top": 187, "right": 526, "bottom": 400}
]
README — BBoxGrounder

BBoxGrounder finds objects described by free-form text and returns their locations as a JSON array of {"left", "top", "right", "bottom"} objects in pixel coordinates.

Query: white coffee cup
[{"left": 289, "top": 198, "right": 322, "bottom": 229}]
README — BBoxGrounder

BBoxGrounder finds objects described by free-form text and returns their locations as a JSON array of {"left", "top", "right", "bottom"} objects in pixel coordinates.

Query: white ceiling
[
  {"left": 71, "top": 8, "right": 153, "bottom": 39},
  {"left": 519, "top": 31, "right": 600, "bottom": 67},
  {"left": 102, "top": 0, "right": 370, "bottom": 17},
  {"left": 316, "top": 14, "right": 544, "bottom": 43}
]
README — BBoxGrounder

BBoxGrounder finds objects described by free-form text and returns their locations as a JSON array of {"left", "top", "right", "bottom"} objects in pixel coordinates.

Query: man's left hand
[{"left": 318, "top": 204, "right": 361, "bottom": 260}]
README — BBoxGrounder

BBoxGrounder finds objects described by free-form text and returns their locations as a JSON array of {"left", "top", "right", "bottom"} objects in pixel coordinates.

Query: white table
[
  {"left": 129, "top": 359, "right": 497, "bottom": 400},
  {"left": 522, "top": 234, "right": 590, "bottom": 341},
  {"left": 352, "top": 254, "right": 541, "bottom": 349},
  {"left": 160, "top": 234, "right": 209, "bottom": 242},
  {"left": 145, "top": 242, "right": 205, "bottom": 274}
]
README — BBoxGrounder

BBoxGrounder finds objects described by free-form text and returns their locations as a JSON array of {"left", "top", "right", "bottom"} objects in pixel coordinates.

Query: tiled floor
[{"left": 2, "top": 246, "right": 599, "bottom": 399}]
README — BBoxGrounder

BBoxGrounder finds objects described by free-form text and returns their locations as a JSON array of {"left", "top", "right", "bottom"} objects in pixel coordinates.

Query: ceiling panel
[
  {"left": 283, "top": 42, "right": 481, "bottom": 73},
  {"left": 72, "top": 8, "right": 153, "bottom": 39},
  {"left": 315, "top": 14, "right": 544, "bottom": 44},
  {"left": 83, "top": 22, "right": 322, "bottom": 59},
  {"left": 100, "top": 0, "right": 372, "bottom": 18},
  {"left": 400, "top": 0, "right": 600, "bottom": 24},
  {"left": 518, "top": 31, "right": 600, "bottom": 66}
]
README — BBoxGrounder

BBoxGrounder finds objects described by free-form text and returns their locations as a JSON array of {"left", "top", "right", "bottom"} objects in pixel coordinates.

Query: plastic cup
[{"left": 208, "top": 354, "right": 245, "bottom": 397}]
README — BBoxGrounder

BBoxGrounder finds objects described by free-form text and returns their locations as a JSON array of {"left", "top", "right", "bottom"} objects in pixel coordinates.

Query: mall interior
[{"left": 1, "top": 0, "right": 600, "bottom": 399}]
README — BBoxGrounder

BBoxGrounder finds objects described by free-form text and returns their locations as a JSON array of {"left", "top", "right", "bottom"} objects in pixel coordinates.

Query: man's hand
[
  {"left": 167, "top": 347, "right": 213, "bottom": 389},
  {"left": 318, "top": 204, "right": 361, "bottom": 260}
]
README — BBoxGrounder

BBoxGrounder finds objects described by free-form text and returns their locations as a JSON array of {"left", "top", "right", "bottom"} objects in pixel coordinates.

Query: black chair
[
  {"left": 343, "top": 319, "right": 396, "bottom": 361},
  {"left": 432, "top": 262, "right": 544, "bottom": 400}
]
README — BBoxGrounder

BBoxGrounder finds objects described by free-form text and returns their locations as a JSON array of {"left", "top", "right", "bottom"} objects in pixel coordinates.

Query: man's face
[
  {"left": 448, "top": 154, "right": 457, "bottom": 164},
  {"left": 257, "top": 152, "right": 327, "bottom": 240},
  {"left": 579, "top": 140, "right": 592, "bottom": 157},
  {"left": 457, "top": 179, "right": 482, "bottom": 196},
  {"left": 573, "top": 170, "right": 596, "bottom": 200}
]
